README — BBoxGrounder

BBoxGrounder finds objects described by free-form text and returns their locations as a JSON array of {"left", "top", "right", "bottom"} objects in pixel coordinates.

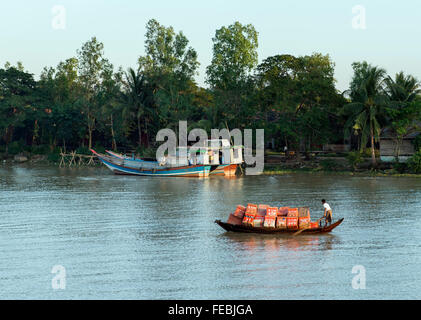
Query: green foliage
[
  {"left": 75, "top": 146, "right": 91, "bottom": 155},
  {"left": 254, "top": 53, "right": 343, "bottom": 150},
  {"left": 346, "top": 151, "right": 363, "bottom": 170},
  {"left": 413, "top": 135, "right": 421, "bottom": 152},
  {"left": 7, "top": 140, "right": 25, "bottom": 155},
  {"left": 392, "top": 161, "right": 409, "bottom": 174},
  {"left": 0, "top": 19, "right": 419, "bottom": 169},
  {"left": 47, "top": 148, "right": 61, "bottom": 163},
  {"left": 319, "top": 159, "right": 338, "bottom": 171},
  {"left": 139, "top": 19, "right": 199, "bottom": 79},
  {"left": 136, "top": 146, "right": 156, "bottom": 158},
  {"left": 362, "top": 148, "right": 379, "bottom": 158},
  {"left": 343, "top": 62, "right": 389, "bottom": 166},
  {"left": 31, "top": 144, "right": 50, "bottom": 155},
  {"left": 206, "top": 21, "right": 258, "bottom": 90},
  {"left": 407, "top": 150, "right": 421, "bottom": 174}
]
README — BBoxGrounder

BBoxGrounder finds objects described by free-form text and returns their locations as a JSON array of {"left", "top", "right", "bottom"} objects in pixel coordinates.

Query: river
[{"left": 0, "top": 164, "right": 420, "bottom": 299}]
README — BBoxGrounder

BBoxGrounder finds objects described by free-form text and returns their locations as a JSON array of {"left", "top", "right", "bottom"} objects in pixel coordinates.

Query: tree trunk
[
  {"left": 87, "top": 110, "right": 95, "bottom": 150},
  {"left": 110, "top": 114, "right": 117, "bottom": 151},
  {"left": 88, "top": 129, "right": 92, "bottom": 150},
  {"left": 137, "top": 116, "right": 142, "bottom": 148},
  {"left": 394, "top": 136, "right": 403, "bottom": 162},
  {"left": 144, "top": 118, "right": 149, "bottom": 147},
  {"left": 370, "top": 124, "right": 377, "bottom": 167},
  {"left": 4, "top": 125, "right": 14, "bottom": 156}
]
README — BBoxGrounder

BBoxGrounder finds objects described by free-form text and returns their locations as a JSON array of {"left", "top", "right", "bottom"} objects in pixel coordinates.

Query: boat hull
[
  {"left": 210, "top": 164, "right": 238, "bottom": 176},
  {"left": 97, "top": 153, "right": 211, "bottom": 177},
  {"left": 105, "top": 150, "right": 238, "bottom": 177},
  {"left": 215, "top": 218, "right": 344, "bottom": 234}
]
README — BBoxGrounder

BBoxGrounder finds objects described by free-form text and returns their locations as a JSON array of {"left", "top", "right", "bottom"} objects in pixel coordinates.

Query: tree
[
  {"left": 122, "top": 67, "right": 156, "bottom": 148},
  {"left": 37, "top": 58, "right": 84, "bottom": 151},
  {"left": 255, "top": 53, "right": 343, "bottom": 152},
  {"left": 139, "top": 19, "right": 199, "bottom": 79},
  {"left": 137, "top": 19, "right": 200, "bottom": 141},
  {"left": 98, "top": 66, "right": 125, "bottom": 151},
  {"left": 0, "top": 64, "right": 36, "bottom": 154},
  {"left": 384, "top": 72, "right": 421, "bottom": 160},
  {"left": 343, "top": 62, "right": 388, "bottom": 167},
  {"left": 206, "top": 22, "right": 258, "bottom": 128},
  {"left": 77, "top": 37, "right": 113, "bottom": 149}
]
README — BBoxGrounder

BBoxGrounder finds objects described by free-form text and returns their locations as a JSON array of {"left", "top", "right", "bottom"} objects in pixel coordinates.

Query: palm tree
[
  {"left": 384, "top": 72, "right": 421, "bottom": 159},
  {"left": 384, "top": 72, "right": 420, "bottom": 104},
  {"left": 343, "top": 62, "right": 388, "bottom": 167},
  {"left": 122, "top": 68, "right": 155, "bottom": 148}
]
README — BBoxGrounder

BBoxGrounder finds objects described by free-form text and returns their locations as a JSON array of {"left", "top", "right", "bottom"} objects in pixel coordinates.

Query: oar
[{"left": 293, "top": 217, "right": 324, "bottom": 236}]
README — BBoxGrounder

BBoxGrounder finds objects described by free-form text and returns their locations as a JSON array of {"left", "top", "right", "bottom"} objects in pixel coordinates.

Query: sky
[{"left": 0, "top": 0, "right": 420, "bottom": 92}]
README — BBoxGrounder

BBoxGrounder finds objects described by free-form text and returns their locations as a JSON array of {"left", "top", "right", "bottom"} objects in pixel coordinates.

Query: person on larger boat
[{"left": 321, "top": 199, "right": 333, "bottom": 226}]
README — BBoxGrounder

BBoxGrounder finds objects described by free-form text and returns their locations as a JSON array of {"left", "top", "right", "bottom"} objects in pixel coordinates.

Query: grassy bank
[{"left": 263, "top": 165, "right": 421, "bottom": 177}]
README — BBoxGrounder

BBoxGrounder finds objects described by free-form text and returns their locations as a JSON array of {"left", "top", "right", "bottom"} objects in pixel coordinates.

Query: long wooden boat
[
  {"left": 105, "top": 150, "right": 238, "bottom": 176},
  {"left": 215, "top": 218, "right": 344, "bottom": 234},
  {"left": 91, "top": 149, "right": 211, "bottom": 177}
]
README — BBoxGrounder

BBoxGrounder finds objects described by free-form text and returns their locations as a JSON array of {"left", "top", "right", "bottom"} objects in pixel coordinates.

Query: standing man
[{"left": 321, "top": 199, "right": 333, "bottom": 226}]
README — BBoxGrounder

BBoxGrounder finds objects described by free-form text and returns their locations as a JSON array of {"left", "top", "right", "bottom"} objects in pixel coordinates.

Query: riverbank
[
  {"left": 1, "top": 151, "right": 420, "bottom": 177},
  {"left": 263, "top": 166, "right": 421, "bottom": 177}
]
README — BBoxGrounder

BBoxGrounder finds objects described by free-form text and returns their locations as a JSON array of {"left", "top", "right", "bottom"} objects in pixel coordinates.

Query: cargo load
[
  {"left": 257, "top": 204, "right": 269, "bottom": 216},
  {"left": 267, "top": 207, "right": 278, "bottom": 217},
  {"left": 298, "top": 207, "right": 311, "bottom": 229},
  {"left": 298, "top": 217, "right": 311, "bottom": 229},
  {"left": 286, "top": 216, "right": 299, "bottom": 229},
  {"left": 246, "top": 204, "right": 258, "bottom": 216},
  {"left": 233, "top": 205, "right": 246, "bottom": 219},
  {"left": 220, "top": 204, "right": 344, "bottom": 234},
  {"left": 276, "top": 216, "right": 287, "bottom": 229},
  {"left": 252, "top": 216, "right": 265, "bottom": 227},
  {"left": 278, "top": 207, "right": 289, "bottom": 217},
  {"left": 287, "top": 208, "right": 299, "bottom": 217},
  {"left": 242, "top": 204, "right": 257, "bottom": 225},
  {"left": 310, "top": 221, "right": 319, "bottom": 229},
  {"left": 263, "top": 216, "right": 276, "bottom": 228},
  {"left": 298, "top": 207, "right": 310, "bottom": 218},
  {"left": 227, "top": 213, "right": 243, "bottom": 226}
]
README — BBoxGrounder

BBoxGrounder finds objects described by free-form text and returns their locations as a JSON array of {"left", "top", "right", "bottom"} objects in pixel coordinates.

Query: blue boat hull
[{"left": 95, "top": 151, "right": 211, "bottom": 177}]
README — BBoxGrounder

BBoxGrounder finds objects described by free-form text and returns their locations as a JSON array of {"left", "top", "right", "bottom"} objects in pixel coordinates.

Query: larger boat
[{"left": 91, "top": 139, "right": 243, "bottom": 178}]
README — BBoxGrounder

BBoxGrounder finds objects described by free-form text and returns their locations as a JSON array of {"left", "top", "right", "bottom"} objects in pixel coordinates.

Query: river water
[{"left": 0, "top": 164, "right": 420, "bottom": 299}]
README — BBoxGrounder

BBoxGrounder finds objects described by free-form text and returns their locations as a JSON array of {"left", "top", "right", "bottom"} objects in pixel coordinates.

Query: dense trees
[
  {"left": 254, "top": 53, "right": 344, "bottom": 153},
  {"left": 344, "top": 63, "right": 421, "bottom": 166},
  {"left": 0, "top": 19, "right": 420, "bottom": 168}
]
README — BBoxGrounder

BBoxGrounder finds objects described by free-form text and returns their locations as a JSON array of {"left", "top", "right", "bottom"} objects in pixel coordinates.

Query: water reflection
[
  {"left": 222, "top": 232, "right": 338, "bottom": 253},
  {"left": 0, "top": 166, "right": 420, "bottom": 299}
]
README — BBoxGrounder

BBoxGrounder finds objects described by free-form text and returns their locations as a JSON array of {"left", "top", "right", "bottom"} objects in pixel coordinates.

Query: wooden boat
[
  {"left": 106, "top": 149, "right": 238, "bottom": 177},
  {"left": 91, "top": 149, "right": 211, "bottom": 177},
  {"left": 101, "top": 139, "right": 243, "bottom": 177},
  {"left": 215, "top": 218, "right": 344, "bottom": 234}
]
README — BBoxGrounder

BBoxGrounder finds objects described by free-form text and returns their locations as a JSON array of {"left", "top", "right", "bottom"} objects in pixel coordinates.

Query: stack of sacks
[
  {"left": 264, "top": 207, "right": 278, "bottom": 228},
  {"left": 286, "top": 207, "right": 299, "bottom": 229},
  {"left": 298, "top": 207, "right": 311, "bottom": 229},
  {"left": 252, "top": 204, "right": 268, "bottom": 227},
  {"left": 242, "top": 204, "right": 258, "bottom": 226},
  {"left": 227, "top": 205, "right": 246, "bottom": 225}
]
